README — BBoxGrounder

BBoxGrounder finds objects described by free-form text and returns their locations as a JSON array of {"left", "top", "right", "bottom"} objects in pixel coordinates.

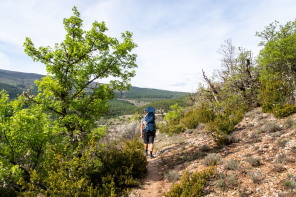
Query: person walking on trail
[{"left": 141, "top": 106, "right": 156, "bottom": 158}]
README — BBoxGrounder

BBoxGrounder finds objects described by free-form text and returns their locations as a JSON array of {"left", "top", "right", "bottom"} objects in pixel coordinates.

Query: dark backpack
[{"left": 144, "top": 106, "right": 155, "bottom": 133}]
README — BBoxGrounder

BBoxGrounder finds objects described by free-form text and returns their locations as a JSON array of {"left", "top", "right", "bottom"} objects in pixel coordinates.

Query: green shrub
[
  {"left": 223, "top": 159, "right": 240, "bottom": 170},
  {"left": 206, "top": 111, "right": 243, "bottom": 144},
  {"left": 284, "top": 174, "right": 296, "bottom": 190},
  {"left": 216, "top": 179, "right": 227, "bottom": 190},
  {"left": 272, "top": 104, "right": 296, "bottom": 118},
  {"left": 260, "top": 78, "right": 290, "bottom": 113},
  {"left": 180, "top": 109, "right": 199, "bottom": 129},
  {"left": 283, "top": 118, "right": 294, "bottom": 129},
  {"left": 196, "top": 104, "right": 215, "bottom": 123},
  {"left": 261, "top": 122, "right": 281, "bottom": 133},
  {"left": 249, "top": 132, "right": 262, "bottom": 143},
  {"left": 19, "top": 138, "right": 147, "bottom": 197},
  {"left": 159, "top": 104, "right": 186, "bottom": 135},
  {"left": 247, "top": 170, "right": 263, "bottom": 184},
  {"left": 91, "top": 138, "right": 148, "bottom": 195},
  {"left": 284, "top": 180, "right": 296, "bottom": 189},
  {"left": 226, "top": 174, "right": 238, "bottom": 187},
  {"left": 164, "top": 170, "right": 180, "bottom": 182},
  {"left": 159, "top": 121, "right": 185, "bottom": 135},
  {"left": 276, "top": 153, "right": 287, "bottom": 164},
  {"left": 165, "top": 166, "right": 215, "bottom": 197},
  {"left": 203, "top": 153, "right": 222, "bottom": 166},
  {"left": 19, "top": 140, "right": 101, "bottom": 196}
]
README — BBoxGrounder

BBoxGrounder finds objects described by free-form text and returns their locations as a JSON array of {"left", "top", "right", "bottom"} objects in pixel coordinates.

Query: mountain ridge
[{"left": 0, "top": 69, "right": 188, "bottom": 98}]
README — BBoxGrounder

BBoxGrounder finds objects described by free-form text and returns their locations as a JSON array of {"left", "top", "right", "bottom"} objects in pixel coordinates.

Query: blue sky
[{"left": 1, "top": 0, "right": 296, "bottom": 92}]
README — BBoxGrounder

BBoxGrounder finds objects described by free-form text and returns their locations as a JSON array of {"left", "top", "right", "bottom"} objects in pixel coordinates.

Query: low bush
[
  {"left": 117, "top": 121, "right": 141, "bottom": 140},
  {"left": 159, "top": 104, "right": 186, "bottom": 135},
  {"left": 276, "top": 153, "right": 287, "bottom": 164},
  {"left": 19, "top": 140, "right": 101, "bottom": 196},
  {"left": 19, "top": 138, "right": 147, "bottom": 197},
  {"left": 249, "top": 132, "right": 262, "bottom": 143},
  {"left": 283, "top": 118, "right": 294, "bottom": 129},
  {"left": 272, "top": 164, "right": 286, "bottom": 173},
  {"left": 159, "top": 121, "right": 185, "bottom": 135},
  {"left": 91, "top": 138, "right": 148, "bottom": 195},
  {"left": 247, "top": 170, "right": 263, "bottom": 184},
  {"left": 261, "top": 122, "right": 281, "bottom": 133},
  {"left": 246, "top": 156, "right": 261, "bottom": 167},
  {"left": 226, "top": 174, "right": 238, "bottom": 187},
  {"left": 164, "top": 170, "right": 180, "bottom": 182},
  {"left": 284, "top": 174, "right": 296, "bottom": 190},
  {"left": 216, "top": 178, "right": 227, "bottom": 190},
  {"left": 203, "top": 153, "right": 222, "bottom": 166},
  {"left": 223, "top": 159, "right": 240, "bottom": 170},
  {"left": 165, "top": 166, "right": 215, "bottom": 197},
  {"left": 206, "top": 111, "right": 243, "bottom": 144},
  {"left": 180, "top": 109, "right": 199, "bottom": 129},
  {"left": 272, "top": 104, "right": 296, "bottom": 118},
  {"left": 196, "top": 104, "right": 216, "bottom": 123}
]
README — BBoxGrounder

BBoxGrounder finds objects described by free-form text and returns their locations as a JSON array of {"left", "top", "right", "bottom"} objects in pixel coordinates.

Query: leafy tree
[
  {"left": 23, "top": 7, "right": 137, "bottom": 145},
  {"left": 257, "top": 20, "right": 296, "bottom": 106},
  {"left": 0, "top": 91, "right": 51, "bottom": 193}
]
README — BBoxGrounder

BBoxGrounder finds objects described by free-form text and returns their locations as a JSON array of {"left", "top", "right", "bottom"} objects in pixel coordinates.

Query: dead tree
[{"left": 202, "top": 69, "right": 219, "bottom": 102}]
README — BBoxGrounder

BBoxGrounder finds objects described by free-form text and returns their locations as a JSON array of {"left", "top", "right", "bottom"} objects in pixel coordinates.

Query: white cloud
[
  {"left": 1, "top": 0, "right": 296, "bottom": 92},
  {"left": 0, "top": 52, "right": 12, "bottom": 70}
]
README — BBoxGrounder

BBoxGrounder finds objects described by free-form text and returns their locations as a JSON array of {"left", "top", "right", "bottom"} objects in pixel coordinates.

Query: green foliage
[
  {"left": 130, "top": 112, "right": 141, "bottom": 122},
  {"left": 180, "top": 109, "right": 199, "bottom": 129},
  {"left": 164, "top": 104, "right": 183, "bottom": 122},
  {"left": 108, "top": 99, "right": 136, "bottom": 116},
  {"left": 89, "top": 138, "right": 147, "bottom": 196},
  {"left": 0, "top": 7, "right": 146, "bottom": 197},
  {"left": 159, "top": 104, "right": 186, "bottom": 135},
  {"left": 0, "top": 82, "right": 23, "bottom": 99},
  {"left": 116, "top": 86, "right": 188, "bottom": 100},
  {"left": 272, "top": 103, "right": 296, "bottom": 118},
  {"left": 19, "top": 139, "right": 101, "bottom": 196},
  {"left": 206, "top": 110, "right": 243, "bottom": 144},
  {"left": 165, "top": 166, "right": 214, "bottom": 197},
  {"left": 223, "top": 159, "right": 240, "bottom": 171},
  {"left": 260, "top": 78, "right": 292, "bottom": 114},
  {"left": 23, "top": 6, "right": 137, "bottom": 145},
  {"left": 19, "top": 138, "right": 147, "bottom": 197},
  {"left": 0, "top": 91, "right": 52, "bottom": 191},
  {"left": 164, "top": 170, "right": 180, "bottom": 182},
  {"left": 188, "top": 39, "right": 260, "bottom": 145},
  {"left": 195, "top": 103, "right": 216, "bottom": 123},
  {"left": 126, "top": 97, "right": 187, "bottom": 116},
  {"left": 202, "top": 153, "right": 222, "bottom": 166},
  {"left": 257, "top": 19, "right": 296, "bottom": 117}
]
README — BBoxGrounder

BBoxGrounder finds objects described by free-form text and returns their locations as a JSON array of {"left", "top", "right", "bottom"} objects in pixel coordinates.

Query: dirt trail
[{"left": 130, "top": 156, "right": 170, "bottom": 197}]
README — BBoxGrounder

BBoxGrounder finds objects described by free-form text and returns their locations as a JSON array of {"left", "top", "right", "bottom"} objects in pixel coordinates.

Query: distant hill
[
  {"left": 0, "top": 69, "right": 43, "bottom": 87},
  {"left": 115, "top": 86, "right": 188, "bottom": 101},
  {"left": 0, "top": 69, "right": 43, "bottom": 98},
  {"left": 0, "top": 69, "right": 189, "bottom": 115}
]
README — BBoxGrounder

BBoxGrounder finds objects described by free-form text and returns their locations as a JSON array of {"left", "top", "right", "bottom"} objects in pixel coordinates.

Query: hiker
[{"left": 141, "top": 106, "right": 157, "bottom": 158}]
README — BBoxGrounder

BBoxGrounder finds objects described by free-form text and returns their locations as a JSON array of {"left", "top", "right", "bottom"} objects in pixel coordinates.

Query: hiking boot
[{"left": 150, "top": 154, "right": 154, "bottom": 158}]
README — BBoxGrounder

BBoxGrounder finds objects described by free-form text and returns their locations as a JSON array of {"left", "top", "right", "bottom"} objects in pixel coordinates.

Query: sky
[{"left": 1, "top": 0, "right": 296, "bottom": 92}]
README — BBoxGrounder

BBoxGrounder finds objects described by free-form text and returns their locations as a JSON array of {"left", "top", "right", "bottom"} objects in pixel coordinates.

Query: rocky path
[{"left": 130, "top": 156, "right": 169, "bottom": 197}]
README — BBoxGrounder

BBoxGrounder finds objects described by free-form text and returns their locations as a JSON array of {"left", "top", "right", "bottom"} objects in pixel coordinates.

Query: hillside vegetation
[
  {"left": 0, "top": 69, "right": 188, "bottom": 117},
  {"left": 1, "top": 6, "right": 296, "bottom": 197}
]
